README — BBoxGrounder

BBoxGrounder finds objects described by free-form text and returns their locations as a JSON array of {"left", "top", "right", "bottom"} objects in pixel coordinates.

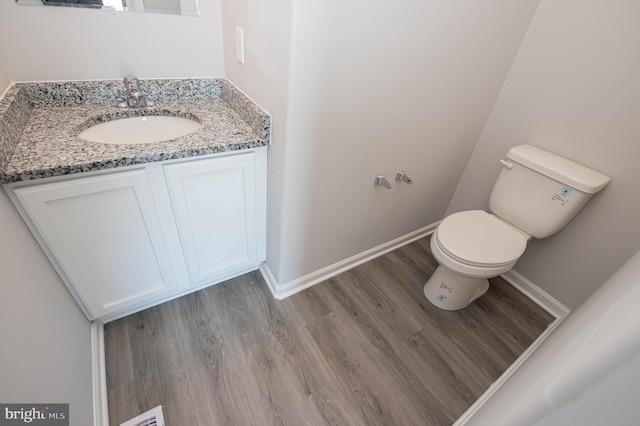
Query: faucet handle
[
  {"left": 119, "top": 75, "right": 154, "bottom": 108},
  {"left": 374, "top": 174, "right": 392, "bottom": 190},
  {"left": 123, "top": 75, "right": 139, "bottom": 91},
  {"left": 395, "top": 170, "right": 414, "bottom": 185}
]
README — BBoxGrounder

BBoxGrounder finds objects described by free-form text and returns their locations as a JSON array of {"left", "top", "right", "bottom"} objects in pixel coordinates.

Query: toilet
[{"left": 424, "top": 144, "right": 610, "bottom": 311}]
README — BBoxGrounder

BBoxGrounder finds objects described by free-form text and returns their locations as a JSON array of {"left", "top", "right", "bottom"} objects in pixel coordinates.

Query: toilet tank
[{"left": 489, "top": 145, "right": 610, "bottom": 239}]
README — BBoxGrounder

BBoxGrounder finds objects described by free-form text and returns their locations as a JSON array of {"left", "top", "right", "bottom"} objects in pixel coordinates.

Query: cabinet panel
[
  {"left": 163, "top": 152, "right": 258, "bottom": 284},
  {"left": 13, "top": 169, "right": 179, "bottom": 319}
]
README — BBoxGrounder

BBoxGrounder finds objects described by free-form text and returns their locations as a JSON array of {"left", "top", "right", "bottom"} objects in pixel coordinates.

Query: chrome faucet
[{"left": 117, "top": 75, "right": 155, "bottom": 108}]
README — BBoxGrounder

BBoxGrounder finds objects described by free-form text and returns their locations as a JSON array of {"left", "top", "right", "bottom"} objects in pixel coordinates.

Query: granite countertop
[{"left": 0, "top": 78, "right": 271, "bottom": 184}]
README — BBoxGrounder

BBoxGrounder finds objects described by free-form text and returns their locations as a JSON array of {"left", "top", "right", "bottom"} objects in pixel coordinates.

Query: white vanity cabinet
[
  {"left": 11, "top": 168, "right": 180, "bottom": 320},
  {"left": 163, "top": 153, "right": 261, "bottom": 285},
  {"left": 5, "top": 148, "right": 267, "bottom": 321}
]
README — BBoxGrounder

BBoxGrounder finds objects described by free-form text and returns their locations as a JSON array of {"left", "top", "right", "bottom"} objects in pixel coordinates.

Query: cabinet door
[
  {"left": 13, "top": 169, "right": 179, "bottom": 320},
  {"left": 163, "top": 152, "right": 259, "bottom": 285}
]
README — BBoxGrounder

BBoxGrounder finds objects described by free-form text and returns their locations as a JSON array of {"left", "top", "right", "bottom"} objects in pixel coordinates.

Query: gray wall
[
  {"left": 223, "top": 0, "right": 541, "bottom": 285},
  {"left": 0, "top": 97, "right": 94, "bottom": 424},
  {"left": 447, "top": 0, "right": 640, "bottom": 309}
]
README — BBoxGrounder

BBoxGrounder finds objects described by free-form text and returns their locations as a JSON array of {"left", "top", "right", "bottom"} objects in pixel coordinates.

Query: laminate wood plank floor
[{"left": 104, "top": 237, "right": 554, "bottom": 425}]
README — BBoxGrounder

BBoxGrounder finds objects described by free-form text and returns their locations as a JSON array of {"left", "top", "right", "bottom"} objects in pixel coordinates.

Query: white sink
[{"left": 78, "top": 115, "right": 202, "bottom": 144}]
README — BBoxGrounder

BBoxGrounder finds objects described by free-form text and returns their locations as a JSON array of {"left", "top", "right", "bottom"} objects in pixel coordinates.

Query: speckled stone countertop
[{"left": 0, "top": 78, "right": 270, "bottom": 184}]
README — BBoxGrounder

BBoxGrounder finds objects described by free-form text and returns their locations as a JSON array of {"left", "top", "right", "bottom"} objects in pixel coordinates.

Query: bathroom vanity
[{"left": 0, "top": 78, "right": 270, "bottom": 322}]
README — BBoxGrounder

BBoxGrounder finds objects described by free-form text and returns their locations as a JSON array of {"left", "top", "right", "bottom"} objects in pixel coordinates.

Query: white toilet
[{"left": 424, "top": 144, "right": 610, "bottom": 311}]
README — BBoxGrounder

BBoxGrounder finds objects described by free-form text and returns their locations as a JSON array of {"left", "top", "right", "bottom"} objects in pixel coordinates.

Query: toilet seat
[{"left": 435, "top": 210, "right": 528, "bottom": 268}]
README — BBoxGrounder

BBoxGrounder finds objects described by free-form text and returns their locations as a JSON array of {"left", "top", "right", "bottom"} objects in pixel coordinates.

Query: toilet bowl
[
  {"left": 424, "top": 210, "right": 528, "bottom": 310},
  {"left": 423, "top": 144, "right": 611, "bottom": 311}
]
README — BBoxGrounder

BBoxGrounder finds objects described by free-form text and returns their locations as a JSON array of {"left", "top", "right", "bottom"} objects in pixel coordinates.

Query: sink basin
[{"left": 78, "top": 115, "right": 202, "bottom": 144}]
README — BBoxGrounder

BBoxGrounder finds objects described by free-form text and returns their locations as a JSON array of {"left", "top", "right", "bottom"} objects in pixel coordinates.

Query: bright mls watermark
[{"left": 0, "top": 404, "right": 68, "bottom": 426}]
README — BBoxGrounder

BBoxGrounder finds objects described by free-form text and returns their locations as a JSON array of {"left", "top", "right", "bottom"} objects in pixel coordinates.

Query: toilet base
[{"left": 424, "top": 266, "right": 490, "bottom": 311}]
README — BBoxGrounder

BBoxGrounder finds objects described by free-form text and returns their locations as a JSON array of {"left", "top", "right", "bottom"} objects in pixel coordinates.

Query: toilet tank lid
[{"left": 506, "top": 144, "right": 611, "bottom": 193}]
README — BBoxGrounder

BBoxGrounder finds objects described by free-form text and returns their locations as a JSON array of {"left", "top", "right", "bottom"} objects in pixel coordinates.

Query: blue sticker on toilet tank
[
  {"left": 438, "top": 295, "right": 446, "bottom": 302},
  {"left": 552, "top": 187, "right": 573, "bottom": 206}
]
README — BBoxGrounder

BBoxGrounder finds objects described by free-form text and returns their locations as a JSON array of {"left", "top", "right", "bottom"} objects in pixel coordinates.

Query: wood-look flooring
[{"left": 104, "top": 237, "right": 554, "bottom": 425}]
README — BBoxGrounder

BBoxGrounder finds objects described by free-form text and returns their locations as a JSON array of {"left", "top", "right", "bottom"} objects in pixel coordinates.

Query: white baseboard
[
  {"left": 501, "top": 269, "right": 570, "bottom": 319},
  {"left": 258, "top": 261, "right": 280, "bottom": 297},
  {"left": 259, "top": 222, "right": 571, "bottom": 319},
  {"left": 91, "top": 321, "right": 109, "bottom": 426},
  {"left": 260, "top": 223, "right": 439, "bottom": 299}
]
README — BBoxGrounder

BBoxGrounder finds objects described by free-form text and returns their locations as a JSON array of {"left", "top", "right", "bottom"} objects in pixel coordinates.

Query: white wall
[
  {"left": 0, "top": 69, "right": 93, "bottom": 422},
  {"left": 447, "top": 0, "right": 640, "bottom": 309},
  {"left": 219, "top": 0, "right": 293, "bottom": 286},
  {"left": 268, "top": 0, "right": 540, "bottom": 284},
  {"left": 0, "top": 0, "right": 225, "bottom": 81}
]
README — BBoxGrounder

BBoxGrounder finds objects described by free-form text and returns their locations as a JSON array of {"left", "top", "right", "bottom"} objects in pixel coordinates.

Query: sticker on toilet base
[
  {"left": 439, "top": 283, "right": 453, "bottom": 294},
  {"left": 438, "top": 295, "right": 446, "bottom": 302}
]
